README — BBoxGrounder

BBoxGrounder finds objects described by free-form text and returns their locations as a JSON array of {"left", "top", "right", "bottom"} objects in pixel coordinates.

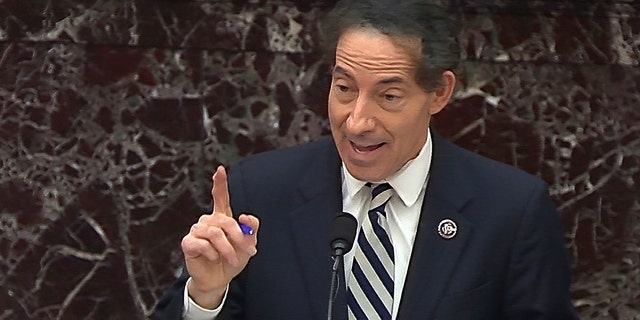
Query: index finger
[{"left": 212, "top": 165, "right": 232, "bottom": 217}]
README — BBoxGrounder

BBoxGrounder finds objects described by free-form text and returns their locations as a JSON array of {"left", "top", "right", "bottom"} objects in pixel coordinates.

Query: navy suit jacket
[{"left": 154, "top": 133, "right": 578, "bottom": 320}]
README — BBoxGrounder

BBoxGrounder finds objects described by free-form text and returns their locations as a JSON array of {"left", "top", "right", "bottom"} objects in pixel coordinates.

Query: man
[{"left": 155, "top": 0, "right": 578, "bottom": 319}]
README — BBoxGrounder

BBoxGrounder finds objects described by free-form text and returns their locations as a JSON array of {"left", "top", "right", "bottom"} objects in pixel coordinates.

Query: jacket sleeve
[
  {"left": 503, "top": 182, "right": 579, "bottom": 319},
  {"left": 153, "top": 269, "right": 189, "bottom": 320},
  {"left": 153, "top": 162, "right": 251, "bottom": 320}
]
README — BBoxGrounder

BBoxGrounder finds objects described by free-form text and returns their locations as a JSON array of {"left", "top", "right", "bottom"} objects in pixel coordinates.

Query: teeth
[{"left": 353, "top": 143, "right": 380, "bottom": 153}]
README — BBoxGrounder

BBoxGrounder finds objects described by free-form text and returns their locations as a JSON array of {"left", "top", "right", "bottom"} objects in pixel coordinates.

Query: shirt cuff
[{"left": 182, "top": 277, "right": 228, "bottom": 320}]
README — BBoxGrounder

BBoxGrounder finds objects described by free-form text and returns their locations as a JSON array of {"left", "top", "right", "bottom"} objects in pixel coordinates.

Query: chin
[{"left": 345, "top": 165, "right": 385, "bottom": 182}]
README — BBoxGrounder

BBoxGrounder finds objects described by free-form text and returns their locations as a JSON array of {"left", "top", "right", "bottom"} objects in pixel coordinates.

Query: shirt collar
[{"left": 342, "top": 128, "right": 433, "bottom": 207}]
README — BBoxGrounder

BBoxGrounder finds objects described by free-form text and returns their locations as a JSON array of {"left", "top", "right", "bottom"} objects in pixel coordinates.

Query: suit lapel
[
  {"left": 287, "top": 139, "right": 346, "bottom": 320},
  {"left": 283, "top": 135, "right": 476, "bottom": 319},
  {"left": 397, "top": 134, "right": 475, "bottom": 319}
]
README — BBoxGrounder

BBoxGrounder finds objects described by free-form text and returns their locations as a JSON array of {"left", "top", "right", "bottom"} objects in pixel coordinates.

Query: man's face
[{"left": 329, "top": 28, "right": 450, "bottom": 182}]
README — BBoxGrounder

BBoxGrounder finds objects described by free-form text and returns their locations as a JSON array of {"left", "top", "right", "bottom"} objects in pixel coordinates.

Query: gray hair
[{"left": 321, "top": 0, "right": 460, "bottom": 91}]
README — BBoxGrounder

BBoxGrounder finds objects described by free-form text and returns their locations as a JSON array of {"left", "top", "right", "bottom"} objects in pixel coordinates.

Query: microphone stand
[
  {"left": 327, "top": 249, "right": 344, "bottom": 320},
  {"left": 327, "top": 213, "right": 356, "bottom": 320}
]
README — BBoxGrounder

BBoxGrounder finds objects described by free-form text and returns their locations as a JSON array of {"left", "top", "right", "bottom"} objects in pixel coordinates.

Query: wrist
[{"left": 186, "top": 277, "right": 227, "bottom": 310}]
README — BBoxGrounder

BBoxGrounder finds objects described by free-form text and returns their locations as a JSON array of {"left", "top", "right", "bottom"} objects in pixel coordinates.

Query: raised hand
[{"left": 181, "top": 166, "right": 259, "bottom": 309}]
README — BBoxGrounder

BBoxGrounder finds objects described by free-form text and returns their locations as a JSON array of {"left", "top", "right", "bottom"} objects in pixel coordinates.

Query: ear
[{"left": 428, "top": 70, "right": 456, "bottom": 116}]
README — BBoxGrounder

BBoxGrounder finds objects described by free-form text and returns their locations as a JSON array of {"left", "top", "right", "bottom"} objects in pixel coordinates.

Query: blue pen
[{"left": 239, "top": 222, "right": 254, "bottom": 235}]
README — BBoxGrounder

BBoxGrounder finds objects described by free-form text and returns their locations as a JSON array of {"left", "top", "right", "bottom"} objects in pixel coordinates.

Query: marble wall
[{"left": 0, "top": 0, "right": 638, "bottom": 319}]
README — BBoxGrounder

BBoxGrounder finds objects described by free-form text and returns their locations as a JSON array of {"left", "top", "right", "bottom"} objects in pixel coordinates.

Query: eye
[
  {"left": 384, "top": 94, "right": 399, "bottom": 102},
  {"left": 378, "top": 90, "right": 405, "bottom": 111},
  {"left": 336, "top": 84, "right": 350, "bottom": 93},
  {"left": 332, "top": 82, "right": 357, "bottom": 103}
]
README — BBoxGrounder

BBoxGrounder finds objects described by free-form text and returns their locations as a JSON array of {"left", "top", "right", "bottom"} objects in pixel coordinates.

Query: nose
[{"left": 345, "top": 95, "right": 375, "bottom": 134}]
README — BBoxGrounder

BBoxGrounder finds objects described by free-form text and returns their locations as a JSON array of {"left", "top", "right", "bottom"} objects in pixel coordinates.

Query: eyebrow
[
  {"left": 332, "top": 66, "right": 352, "bottom": 78},
  {"left": 332, "top": 65, "right": 407, "bottom": 86}
]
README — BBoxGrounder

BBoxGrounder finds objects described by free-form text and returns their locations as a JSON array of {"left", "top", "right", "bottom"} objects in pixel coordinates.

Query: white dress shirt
[
  {"left": 341, "top": 131, "right": 432, "bottom": 320},
  {"left": 183, "top": 131, "right": 433, "bottom": 320}
]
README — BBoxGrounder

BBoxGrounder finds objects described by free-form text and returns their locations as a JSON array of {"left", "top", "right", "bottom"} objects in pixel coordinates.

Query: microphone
[
  {"left": 327, "top": 213, "right": 357, "bottom": 320},
  {"left": 329, "top": 213, "right": 357, "bottom": 256}
]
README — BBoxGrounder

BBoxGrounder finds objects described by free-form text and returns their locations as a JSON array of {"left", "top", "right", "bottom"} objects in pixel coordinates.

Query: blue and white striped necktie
[{"left": 347, "top": 183, "right": 395, "bottom": 320}]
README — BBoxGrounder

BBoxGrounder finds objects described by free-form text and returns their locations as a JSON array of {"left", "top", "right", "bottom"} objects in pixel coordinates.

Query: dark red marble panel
[
  {"left": 0, "top": 1, "right": 638, "bottom": 319},
  {"left": 2, "top": 1, "right": 637, "bottom": 65},
  {"left": 459, "top": 10, "right": 639, "bottom": 65},
  {"left": 0, "top": 0, "right": 331, "bottom": 53}
]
